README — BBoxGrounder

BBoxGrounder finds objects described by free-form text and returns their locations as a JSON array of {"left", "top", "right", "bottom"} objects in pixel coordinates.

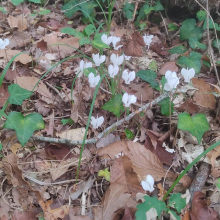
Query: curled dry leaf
[
  {"left": 192, "top": 78, "right": 216, "bottom": 109},
  {"left": 190, "top": 191, "right": 219, "bottom": 220},
  {"left": 98, "top": 141, "right": 177, "bottom": 181}
]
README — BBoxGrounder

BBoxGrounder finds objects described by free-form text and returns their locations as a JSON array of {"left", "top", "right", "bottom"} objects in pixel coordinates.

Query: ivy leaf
[
  {"left": 177, "top": 51, "right": 202, "bottom": 74},
  {"left": 60, "top": 27, "right": 84, "bottom": 38},
  {"left": 84, "top": 24, "right": 95, "bottom": 36},
  {"left": 4, "top": 112, "right": 45, "bottom": 147},
  {"left": 125, "top": 128, "right": 134, "bottom": 140},
  {"left": 0, "top": 7, "right": 7, "bottom": 13},
  {"left": 29, "top": 0, "right": 41, "bottom": 3},
  {"left": 123, "top": 3, "right": 135, "bottom": 19},
  {"left": 188, "top": 38, "right": 207, "bottom": 50},
  {"left": 168, "top": 46, "right": 187, "bottom": 54},
  {"left": 11, "top": 0, "right": 24, "bottom": 5},
  {"left": 135, "top": 196, "right": 167, "bottom": 220},
  {"left": 168, "top": 23, "right": 178, "bottom": 31},
  {"left": 216, "top": 178, "right": 220, "bottom": 189},
  {"left": 79, "top": 38, "right": 90, "bottom": 46},
  {"left": 213, "top": 39, "right": 220, "bottom": 50},
  {"left": 180, "top": 19, "right": 203, "bottom": 41},
  {"left": 61, "top": 118, "right": 74, "bottom": 125},
  {"left": 158, "top": 98, "right": 174, "bottom": 116},
  {"left": 144, "top": 5, "right": 154, "bottom": 15},
  {"left": 136, "top": 70, "right": 159, "bottom": 88},
  {"left": 102, "top": 94, "right": 124, "bottom": 117},
  {"left": 168, "top": 193, "right": 186, "bottom": 213},
  {"left": 196, "top": 10, "right": 206, "bottom": 21},
  {"left": 61, "top": 0, "right": 80, "bottom": 18},
  {"left": 8, "top": 84, "right": 33, "bottom": 105},
  {"left": 177, "top": 113, "right": 209, "bottom": 144},
  {"left": 98, "top": 168, "right": 110, "bottom": 181},
  {"left": 154, "top": 0, "right": 164, "bottom": 11}
]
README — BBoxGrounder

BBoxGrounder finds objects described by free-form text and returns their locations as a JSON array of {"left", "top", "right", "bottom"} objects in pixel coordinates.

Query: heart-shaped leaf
[
  {"left": 4, "top": 112, "right": 45, "bottom": 146},
  {"left": 180, "top": 19, "right": 203, "bottom": 41},
  {"left": 188, "top": 38, "right": 207, "bottom": 50},
  {"left": 102, "top": 94, "right": 124, "bottom": 117},
  {"left": 136, "top": 70, "right": 159, "bottom": 88},
  {"left": 8, "top": 84, "right": 33, "bottom": 105},
  {"left": 168, "top": 193, "right": 186, "bottom": 213},
  {"left": 60, "top": 27, "right": 84, "bottom": 38},
  {"left": 177, "top": 113, "right": 209, "bottom": 144},
  {"left": 158, "top": 98, "right": 174, "bottom": 116},
  {"left": 168, "top": 46, "right": 187, "bottom": 54},
  {"left": 84, "top": 24, "right": 95, "bottom": 36},
  {"left": 11, "top": 0, "right": 24, "bottom": 5},
  {"left": 177, "top": 52, "right": 202, "bottom": 74}
]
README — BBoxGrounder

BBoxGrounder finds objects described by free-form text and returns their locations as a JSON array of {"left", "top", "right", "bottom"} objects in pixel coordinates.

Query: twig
[{"left": 33, "top": 93, "right": 169, "bottom": 145}]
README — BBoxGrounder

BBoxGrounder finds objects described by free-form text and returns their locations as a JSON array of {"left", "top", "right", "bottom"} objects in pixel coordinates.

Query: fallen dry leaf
[
  {"left": 175, "top": 98, "right": 199, "bottom": 114},
  {"left": 121, "top": 206, "right": 134, "bottom": 220},
  {"left": 0, "top": 83, "right": 10, "bottom": 107},
  {"left": 39, "top": 200, "right": 69, "bottom": 220},
  {"left": 8, "top": 31, "right": 31, "bottom": 48},
  {"left": 190, "top": 191, "right": 219, "bottom": 220},
  {"left": 8, "top": 15, "right": 28, "bottom": 31},
  {"left": 11, "top": 211, "right": 36, "bottom": 220},
  {"left": 14, "top": 76, "right": 54, "bottom": 104},
  {"left": 158, "top": 61, "right": 179, "bottom": 75},
  {"left": 98, "top": 141, "right": 176, "bottom": 181},
  {"left": 207, "top": 145, "right": 220, "bottom": 177},
  {"left": 110, "top": 156, "right": 145, "bottom": 194},
  {"left": 56, "top": 127, "right": 86, "bottom": 141},
  {"left": 93, "top": 183, "right": 131, "bottom": 220},
  {"left": 192, "top": 78, "right": 216, "bottom": 109},
  {"left": 144, "top": 130, "right": 174, "bottom": 166}
]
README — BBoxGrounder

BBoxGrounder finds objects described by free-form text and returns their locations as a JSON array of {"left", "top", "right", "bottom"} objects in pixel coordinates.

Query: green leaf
[
  {"left": 11, "top": 0, "right": 24, "bottom": 5},
  {"left": 39, "top": 8, "right": 51, "bottom": 15},
  {"left": 60, "top": 27, "right": 84, "bottom": 38},
  {"left": 139, "top": 23, "right": 147, "bottom": 30},
  {"left": 161, "top": 76, "right": 166, "bottom": 90},
  {"left": 84, "top": 67, "right": 96, "bottom": 77},
  {"left": 158, "top": 98, "right": 174, "bottom": 116},
  {"left": 136, "top": 70, "right": 159, "bottom": 88},
  {"left": 125, "top": 128, "right": 134, "bottom": 140},
  {"left": 203, "top": 60, "right": 211, "bottom": 68},
  {"left": 0, "top": 7, "right": 7, "bottom": 13},
  {"left": 123, "top": 3, "right": 135, "bottom": 19},
  {"left": 196, "top": 10, "right": 206, "bottom": 21},
  {"left": 61, "top": 118, "right": 74, "bottom": 125},
  {"left": 91, "top": 39, "right": 110, "bottom": 49},
  {"left": 61, "top": 0, "right": 80, "bottom": 18},
  {"left": 202, "top": 19, "right": 220, "bottom": 31},
  {"left": 29, "top": 0, "right": 41, "bottom": 3},
  {"left": 168, "top": 210, "right": 181, "bottom": 220},
  {"left": 177, "top": 51, "right": 202, "bottom": 74},
  {"left": 154, "top": 0, "right": 164, "bottom": 11},
  {"left": 149, "top": 60, "right": 157, "bottom": 71},
  {"left": 80, "top": 1, "right": 97, "bottom": 18},
  {"left": 180, "top": 19, "right": 203, "bottom": 41},
  {"left": 84, "top": 24, "right": 95, "bottom": 36},
  {"left": 135, "top": 196, "right": 167, "bottom": 220},
  {"left": 177, "top": 113, "right": 209, "bottom": 144},
  {"left": 188, "top": 38, "right": 207, "bottom": 50},
  {"left": 0, "top": 143, "right": 2, "bottom": 151},
  {"left": 168, "top": 23, "right": 178, "bottom": 31},
  {"left": 102, "top": 94, "right": 124, "bottom": 117},
  {"left": 168, "top": 193, "right": 186, "bottom": 213},
  {"left": 168, "top": 46, "right": 187, "bottom": 54},
  {"left": 4, "top": 112, "right": 45, "bottom": 146},
  {"left": 98, "top": 168, "right": 110, "bottom": 181},
  {"left": 217, "top": 60, "right": 220, "bottom": 65},
  {"left": 8, "top": 84, "right": 33, "bottom": 105},
  {"left": 79, "top": 38, "right": 90, "bottom": 46},
  {"left": 216, "top": 178, "right": 220, "bottom": 189},
  {"left": 144, "top": 5, "right": 154, "bottom": 15},
  {"left": 213, "top": 39, "right": 220, "bottom": 50}
]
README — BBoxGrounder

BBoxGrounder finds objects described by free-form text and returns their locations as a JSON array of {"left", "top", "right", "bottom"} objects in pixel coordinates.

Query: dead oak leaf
[
  {"left": 0, "top": 83, "right": 10, "bottom": 107},
  {"left": 8, "top": 15, "right": 28, "bottom": 31},
  {"left": 98, "top": 141, "right": 177, "bottom": 181},
  {"left": 192, "top": 78, "right": 216, "bottom": 109}
]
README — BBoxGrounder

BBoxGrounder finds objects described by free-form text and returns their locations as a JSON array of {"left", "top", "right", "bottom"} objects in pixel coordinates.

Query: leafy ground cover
[{"left": 0, "top": 0, "right": 220, "bottom": 219}]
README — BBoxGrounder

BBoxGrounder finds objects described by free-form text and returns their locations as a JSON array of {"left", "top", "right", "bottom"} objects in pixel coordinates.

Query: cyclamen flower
[
  {"left": 88, "top": 73, "right": 100, "bottom": 88},
  {"left": 141, "top": 175, "right": 154, "bottom": 192},
  {"left": 124, "top": 55, "right": 131, "bottom": 60},
  {"left": 164, "top": 70, "right": 179, "bottom": 91},
  {"left": 79, "top": 60, "right": 92, "bottom": 76},
  {"left": 110, "top": 53, "right": 124, "bottom": 67},
  {"left": 0, "top": 38, "right": 9, "bottom": 49},
  {"left": 112, "top": 36, "right": 123, "bottom": 50},
  {"left": 101, "top": 34, "right": 113, "bottom": 45},
  {"left": 122, "top": 69, "right": 135, "bottom": 84},
  {"left": 92, "top": 53, "right": 106, "bottom": 66},
  {"left": 122, "top": 93, "right": 137, "bottom": 107},
  {"left": 91, "top": 116, "right": 104, "bottom": 129},
  {"left": 108, "top": 64, "right": 119, "bottom": 78},
  {"left": 143, "top": 34, "right": 154, "bottom": 49},
  {"left": 181, "top": 68, "right": 195, "bottom": 83}
]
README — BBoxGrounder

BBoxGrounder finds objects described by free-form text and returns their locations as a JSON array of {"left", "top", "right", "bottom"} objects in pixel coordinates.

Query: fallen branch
[{"left": 33, "top": 93, "right": 169, "bottom": 145}]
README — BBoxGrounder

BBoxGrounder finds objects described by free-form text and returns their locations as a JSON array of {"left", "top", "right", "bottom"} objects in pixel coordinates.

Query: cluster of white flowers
[
  {"left": 143, "top": 34, "right": 154, "bottom": 50},
  {"left": 0, "top": 38, "right": 9, "bottom": 49},
  {"left": 101, "top": 34, "right": 123, "bottom": 50},
  {"left": 90, "top": 116, "right": 104, "bottom": 129},
  {"left": 164, "top": 68, "right": 195, "bottom": 91}
]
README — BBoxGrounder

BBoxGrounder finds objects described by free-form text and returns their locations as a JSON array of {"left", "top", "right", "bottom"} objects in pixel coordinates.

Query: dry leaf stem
[{"left": 33, "top": 93, "right": 169, "bottom": 145}]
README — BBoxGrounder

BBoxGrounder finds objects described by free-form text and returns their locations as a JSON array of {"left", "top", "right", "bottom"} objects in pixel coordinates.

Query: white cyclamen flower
[
  {"left": 122, "top": 93, "right": 137, "bottom": 107},
  {"left": 0, "top": 38, "right": 9, "bottom": 49},
  {"left": 112, "top": 36, "right": 123, "bottom": 50},
  {"left": 141, "top": 175, "right": 154, "bottom": 192},
  {"left": 124, "top": 55, "right": 131, "bottom": 60},
  {"left": 79, "top": 60, "right": 92, "bottom": 76},
  {"left": 110, "top": 53, "right": 124, "bottom": 67},
  {"left": 101, "top": 34, "right": 113, "bottom": 45},
  {"left": 92, "top": 53, "right": 106, "bottom": 66},
  {"left": 164, "top": 70, "right": 179, "bottom": 91},
  {"left": 181, "top": 68, "right": 195, "bottom": 83},
  {"left": 122, "top": 69, "right": 135, "bottom": 84},
  {"left": 88, "top": 73, "right": 100, "bottom": 88},
  {"left": 108, "top": 64, "right": 119, "bottom": 78},
  {"left": 143, "top": 34, "right": 154, "bottom": 49},
  {"left": 91, "top": 116, "right": 104, "bottom": 129}
]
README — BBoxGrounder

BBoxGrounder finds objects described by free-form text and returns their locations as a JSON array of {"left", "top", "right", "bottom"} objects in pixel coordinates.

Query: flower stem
[
  {"left": 111, "top": 78, "right": 115, "bottom": 95},
  {"left": 126, "top": 107, "right": 129, "bottom": 115}
]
